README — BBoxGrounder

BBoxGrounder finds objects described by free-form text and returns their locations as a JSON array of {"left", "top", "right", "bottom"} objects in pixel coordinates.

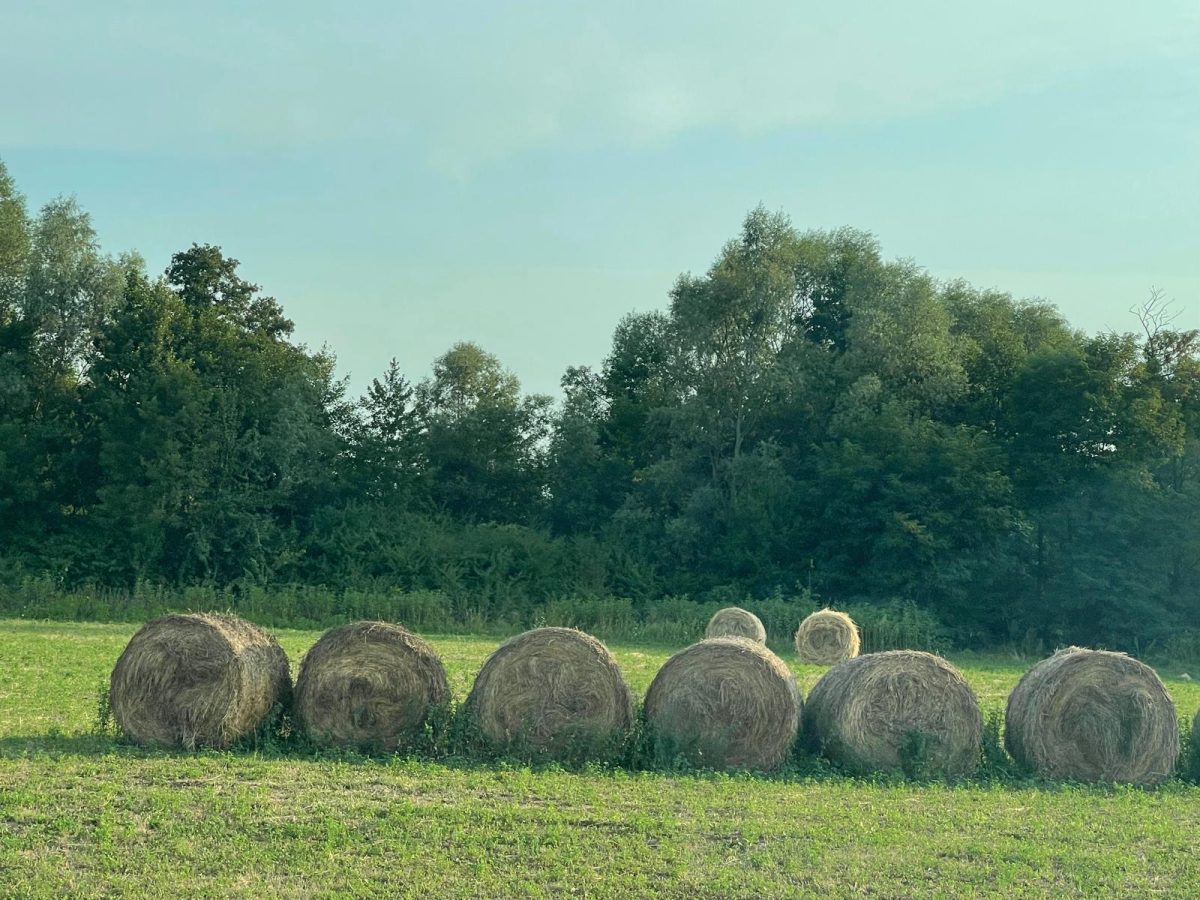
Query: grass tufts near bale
[
  {"left": 465, "top": 627, "right": 634, "bottom": 759},
  {"left": 802, "top": 650, "right": 982, "bottom": 777},
  {"left": 1004, "top": 647, "right": 1179, "bottom": 785},
  {"left": 794, "top": 609, "right": 860, "bottom": 665},
  {"left": 705, "top": 607, "right": 766, "bottom": 644},
  {"left": 644, "top": 637, "right": 801, "bottom": 771},
  {"left": 109, "top": 613, "right": 290, "bottom": 750},
  {"left": 294, "top": 621, "right": 449, "bottom": 753}
]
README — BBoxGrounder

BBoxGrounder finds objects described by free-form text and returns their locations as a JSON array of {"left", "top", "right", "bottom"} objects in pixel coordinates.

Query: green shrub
[
  {"left": 1180, "top": 713, "right": 1200, "bottom": 784},
  {"left": 1155, "top": 629, "right": 1200, "bottom": 669},
  {"left": 0, "top": 580, "right": 951, "bottom": 654},
  {"left": 848, "top": 600, "right": 950, "bottom": 653}
]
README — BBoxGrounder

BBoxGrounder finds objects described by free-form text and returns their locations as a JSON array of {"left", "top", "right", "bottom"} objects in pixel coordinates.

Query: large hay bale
[
  {"left": 294, "top": 621, "right": 449, "bottom": 752},
  {"left": 802, "top": 650, "right": 981, "bottom": 777},
  {"left": 794, "top": 609, "right": 860, "bottom": 665},
  {"left": 110, "top": 613, "right": 291, "bottom": 750},
  {"left": 1004, "top": 647, "right": 1179, "bottom": 784},
  {"left": 465, "top": 627, "right": 634, "bottom": 758},
  {"left": 644, "top": 637, "right": 801, "bottom": 770},
  {"left": 705, "top": 607, "right": 766, "bottom": 644}
]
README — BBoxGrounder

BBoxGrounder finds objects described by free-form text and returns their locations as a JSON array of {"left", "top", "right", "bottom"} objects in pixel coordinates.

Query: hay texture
[
  {"left": 110, "top": 613, "right": 290, "bottom": 750},
  {"left": 644, "top": 637, "right": 801, "bottom": 770},
  {"left": 1004, "top": 647, "right": 1179, "bottom": 785},
  {"left": 705, "top": 607, "right": 766, "bottom": 644},
  {"left": 794, "top": 609, "right": 860, "bottom": 665},
  {"left": 294, "top": 621, "right": 449, "bottom": 752},
  {"left": 802, "top": 650, "right": 981, "bottom": 777},
  {"left": 466, "top": 627, "right": 634, "bottom": 757}
]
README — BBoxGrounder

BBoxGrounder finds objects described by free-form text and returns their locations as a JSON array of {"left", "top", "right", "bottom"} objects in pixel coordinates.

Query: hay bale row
[
  {"left": 108, "top": 615, "right": 1183, "bottom": 784},
  {"left": 794, "top": 609, "right": 860, "bottom": 665},
  {"left": 465, "top": 627, "right": 634, "bottom": 757},
  {"left": 645, "top": 637, "right": 800, "bottom": 771},
  {"left": 110, "top": 613, "right": 291, "bottom": 750},
  {"left": 802, "top": 650, "right": 982, "bottom": 777},
  {"left": 705, "top": 607, "right": 766, "bottom": 644},
  {"left": 294, "top": 621, "right": 449, "bottom": 753},
  {"left": 1004, "top": 647, "right": 1178, "bottom": 785},
  {"left": 704, "top": 607, "right": 863, "bottom": 664}
]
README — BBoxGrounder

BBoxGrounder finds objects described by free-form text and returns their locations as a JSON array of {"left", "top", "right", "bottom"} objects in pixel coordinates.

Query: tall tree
[
  {"left": 418, "top": 342, "right": 551, "bottom": 524},
  {"left": 0, "top": 161, "right": 29, "bottom": 309},
  {"left": 165, "top": 243, "right": 292, "bottom": 338},
  {"left": 22, "top": 197, "right": 125, "bottom": 375},
  {"left": 546, "top": 365, "right": 631, "bottom": 535},
  {"left": 349, "top": 358, "right": 425, "bottom": 501},
  {"left": 795, "top": 226, "right": 884, "bottom": 351},
  {"left": 668, "top": 207, "right": 804, "bottom": 503},
  {"left": 81, "top": 250, "right": 342, "bottom": 585}
]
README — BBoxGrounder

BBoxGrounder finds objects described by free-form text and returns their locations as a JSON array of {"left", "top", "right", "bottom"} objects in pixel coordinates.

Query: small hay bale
[
  {"left": 644, "top": 637, "right": 801, "bottom": 770},
  {"left": 705, "top": 607, "right": 766, "bottom": 644},
  {"left": 794, "top": 609, "right": 860, "bottom": 665},
  {"left": 294, "top": 621, "right": 449, "bottom": 752},
  {"left": 465, "top": 627, "right": 634, "bottom": 758},
  {"left": 802, "top": 650, "right": 981, "bottom": 777},
  {"left": 109, "top": 613, "right": 291, "bottom": 750},
  {"left": 1004, "top": 647, "right": 1179, "bottom": 784}
]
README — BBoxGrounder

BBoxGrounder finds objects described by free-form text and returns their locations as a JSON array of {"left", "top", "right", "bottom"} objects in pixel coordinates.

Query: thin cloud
[{"left": 2, "top": 0, "right": 1196, "bottom": 174}]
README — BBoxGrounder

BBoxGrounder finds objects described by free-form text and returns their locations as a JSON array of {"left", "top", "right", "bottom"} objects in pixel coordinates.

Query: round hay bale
[
  {"left": 1004, "top": 647, "right": 1179, "bottom": 785},
  {"left": 802, "top": 650, "right": 981, "bottom": 777},
  {"left": 465, "top": 627, "right": 634, "bottom": 758},
  {"left": 644, "top": 637, "right": 801, "bottom": 771},
  {"left": 110, "top": 613, "right": 291, "bottom": 750},
  {"left": 794, "top": 609, "right": 860, "bottom": 665},
  {"left": 705, "top": 607, "right": 766, "bottom": 644},
  {"left": 294, "top": 621, "right": 449, "bottom": 752}
]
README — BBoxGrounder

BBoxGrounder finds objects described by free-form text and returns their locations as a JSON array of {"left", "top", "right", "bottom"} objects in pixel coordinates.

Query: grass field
[{"left": 2, "top": 620, "right": 1199, "bottom": 897}]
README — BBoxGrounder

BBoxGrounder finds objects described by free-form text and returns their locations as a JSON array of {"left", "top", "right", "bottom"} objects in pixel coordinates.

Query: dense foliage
[{"left": 1, "top": 160, "right": 1197, "bottom": 651}]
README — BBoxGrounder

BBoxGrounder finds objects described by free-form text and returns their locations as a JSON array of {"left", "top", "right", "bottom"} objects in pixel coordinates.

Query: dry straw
[
  {"left": 294, "top": 621, "right": 449, "bottom": 752},
  {"left": 1004, "top": 647, "right": 1179, "bottom": 785},
  {"left": 802, "top": 650, "right": 982, "bottom": 777},
  {"left": 705, "top": 607, "right": 766, "bottom": 644},
  {"left": 109, "top": 613, "right": 291, "bottom": 750},
  {"left": 644, "top": 637, "right": 801, "bottom": 771},
  {"left": 794, "top": 609, "right": 860, "bottom": 665},
  {"left": 466, "top": 627, "right": 634, "bottom": 758}
]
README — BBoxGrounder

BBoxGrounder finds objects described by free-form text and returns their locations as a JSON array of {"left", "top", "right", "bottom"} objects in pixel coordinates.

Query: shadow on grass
[
  {"left": 3, "top": 731, "right": 1187, "bottom": 798},
  {"left": 0, "top": 732, "right": 145, "bottom": 758}
]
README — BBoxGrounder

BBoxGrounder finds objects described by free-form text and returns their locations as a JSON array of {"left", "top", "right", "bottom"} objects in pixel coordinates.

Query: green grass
[{"left": 2, "top": 620, "right": 1199, "bottom": 897}]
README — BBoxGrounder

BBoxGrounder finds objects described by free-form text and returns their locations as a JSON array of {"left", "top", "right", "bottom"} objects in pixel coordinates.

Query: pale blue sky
[{"left": 3, "top": 0, "right": 1197, "bottom": 397}]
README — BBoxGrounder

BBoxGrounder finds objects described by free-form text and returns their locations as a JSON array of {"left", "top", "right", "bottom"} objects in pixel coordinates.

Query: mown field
[{"left": 2, "top": 620, "right": 1199, "bottom": 897}]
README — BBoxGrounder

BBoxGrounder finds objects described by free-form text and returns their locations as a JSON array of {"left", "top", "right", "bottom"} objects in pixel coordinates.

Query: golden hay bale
[
  {"left": 802, "top": 650, "right": 982, "bottom": 777},
  {"left": 465, "top": 627, "right": 634, "bottom": 757},
  {"left": 294, "top": 621, "right": 449, "bottom": 752},
  {"left": 705, "top": 607, "right": 766, "bottom": 644},
  {"left": 794, "top": 609, "right": 860, "bottom": 665},
  {"left": 110, "top": 613, "right": 291, "bottom": 750},
  {"left": 644, "top": 637, "right": 801, "bottom": 771},
  {"left": 1004, "top": 647, "right": 1179, "bottom": 785}
]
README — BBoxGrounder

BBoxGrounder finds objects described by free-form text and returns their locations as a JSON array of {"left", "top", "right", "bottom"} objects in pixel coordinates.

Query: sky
[{"left": 2, "top": 0, "right": 1198, "bottom": 398}]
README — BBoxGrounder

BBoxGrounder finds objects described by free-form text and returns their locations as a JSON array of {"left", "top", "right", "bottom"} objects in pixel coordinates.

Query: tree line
[{"left": 1, "top": 159, "right": 1197, "bottom": 651}]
